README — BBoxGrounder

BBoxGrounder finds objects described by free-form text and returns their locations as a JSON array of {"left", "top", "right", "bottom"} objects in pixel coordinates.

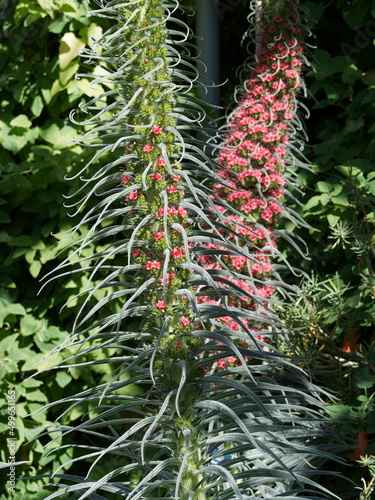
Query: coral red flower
[
  {"left": 152, "top": 125, "right": 163, "bottom": 134},
  {"left": 181, "top": 316, "right": 190, "bottom": 326},
  {"left": 153, "top": 231, "right": 165, "bottom": 240},
  {"left": 128, "top": 191, "right": 138, "bottom": 200},
  {"left": 155, "top": 300, "right": 166, "bottom": 310}
]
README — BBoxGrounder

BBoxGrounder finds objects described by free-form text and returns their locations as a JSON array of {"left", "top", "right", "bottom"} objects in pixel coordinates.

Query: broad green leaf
[
  {"left": 342, "top": 64, "right": 362, "bottom": 85},
  {"left": 59, "top": 60, "right": 79, "bottom": 86},
  {"left": 29, "top": 259, "right": 42, "bottom": 278},
  {"left": 79, "top": 23, "right": 103, "bottom": 45},
  {"left": 304, "top": 195, "right": 321, "bottom": 211},
  {"left": 23, "top": 378, "right": 43, "bottom": 388},
  {"left": 20, "top": 315, "right": 41, "bottom": 336},
  {"left": 320, "top": 193, "right": 331, "bottom": 206},
  {"left": 56, "top": 0, "right": 81, "bottom": 19},
  {"left": 355, "top": 367, "right": 375, "bottom": 389},
  {"left": 50, "top": 79, "right": 67, "bottom": 97},
  {"left": 331, "top": 193, "right": 349, "bottom": 206},
  {"left": 59, "top": 32, "right": 85, "bottom": 70},
  {"left": 36, "top": 0, "right": 56, "bottom": 16},
  {"left": 326, "top": 404, "right": 351, "bottom": 420},
  {"left": 55, "top": 371, "right": 72, "bottom": 388},
  {"left": 9, "top": 235, "right": 34, "bottom": 246},
  {"left": 25, "top": 389, "right": 48, "bottom": 402},
  {"left": 10, "top": 115, "right": 32, "bottom": 128},
  {"left": 14, "top": 2, "right": 47, "bottom": 24},
  {"left": 327, "top": 214, "right": 340, "bottom": 227},
  {"left": 0, "top": 333, "right": 19, "bottom": 352},
  {"left": 362, "top": 70, "right": 375, "bottom": 87},
  {"left": 40, "top": 123, "right": 77, "bottom": 149},
  {"left": 31, "top": 95, "right": 44, "bottom": 117},
  {"left": 316, "top": 181, "right": 332, "bottom": 193}
]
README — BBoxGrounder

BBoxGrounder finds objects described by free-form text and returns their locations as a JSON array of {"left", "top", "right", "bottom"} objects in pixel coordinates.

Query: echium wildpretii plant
[
  {"left": 34, "top": 0, "right": 340, "bottom": 498},
  {"left": 197, "top": 0, "right": 309, "bottom": 364}
]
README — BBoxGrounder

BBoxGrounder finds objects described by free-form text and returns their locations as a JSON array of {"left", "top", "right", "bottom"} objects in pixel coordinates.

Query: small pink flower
[
  {"left": 168, "top": 185, "right": 178, "bottom": 193},
  {"left": 152, "top": 125, "right": 163, "bottom": 134},
  {"left": 172, "top": 248, "right": 183, "bottom": 259},
  {"left": 181, "top": 316, "right": 190, "bottom": 326},
  {"left": 133, "top": 248, "right": 140, "bottom": 257},
  {"left": 285, "top": 69, "right": 298, "bottom": 79},
  {"left": 156, "top": 300, "right": 165, "bottom": 309},
  {"left": 128, "top": 191, "right": 138, "bottom": 200},
  {"left": 143, "top": 144, "right": 154, "bottom": 152},
  {"left": 172, "top": 175, "right": 181, "bottom": 182},
  {"left": 174, "top": 341, "right": 181, "bottom": 348},
  {"left": 152, "top": 172, "right": 163, "bottom": 181},
  {"left": 217, "top": 358, "right": 226, "bottom": 369},
  {"left": 168, "top": 207, "right": 178, "bottom": 216},
  {"left": 153, "top": 231, "right": 165, "bottom": 240},
  {"left": 157, "top": 158, "right": 166, "bottom": 166},
  {"left": 121, "top": 175, "right": 130, "bottom": 184},
  {"left": 178, "top": 207, "right": 188, "bottom": 217},
  {"left": 145, "top": 260, "right": 161, "bottom": 270}
]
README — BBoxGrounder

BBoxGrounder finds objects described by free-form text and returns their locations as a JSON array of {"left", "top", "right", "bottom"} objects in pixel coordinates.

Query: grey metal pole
[
  {"left": 196, "top": 0, "right": 220, "bottom": 113},
  {"left": 255, "top": 0, "right": 262, "bottom": 57}
]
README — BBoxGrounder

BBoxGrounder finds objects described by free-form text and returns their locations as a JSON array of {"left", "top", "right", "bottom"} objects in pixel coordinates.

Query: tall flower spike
[
  {"left": 35, "top": 1, "right": 340, "bottom": 499},
  {"left": 197, "top": 0, "right": 308, "bottom": 348}
]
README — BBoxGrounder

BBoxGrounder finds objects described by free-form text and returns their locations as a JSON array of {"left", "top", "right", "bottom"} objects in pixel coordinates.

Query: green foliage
[
  {"left": 0, "top": 0, "right": 127, "bottom": 496},
  {"left": 276, "top": 0, "right": 375, "bottom": 497}
]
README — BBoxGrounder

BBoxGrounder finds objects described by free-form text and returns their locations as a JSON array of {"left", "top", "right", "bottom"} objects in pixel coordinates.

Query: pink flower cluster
[{"left": 198, "top": 2, "right": 304, "bottom": 369}]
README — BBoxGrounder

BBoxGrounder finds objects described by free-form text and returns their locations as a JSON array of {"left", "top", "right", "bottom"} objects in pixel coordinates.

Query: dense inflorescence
[
  {"left": 115, "top": 1, "right": 203, "bottom": 382},
  {"left": 196, "top": 0, "right": 306, "bottom": 370}
]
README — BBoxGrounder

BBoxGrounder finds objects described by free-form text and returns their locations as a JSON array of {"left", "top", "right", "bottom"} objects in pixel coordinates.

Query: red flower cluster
[{"left": 198, "top": 2, "right": 305, "bottom": 367}]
